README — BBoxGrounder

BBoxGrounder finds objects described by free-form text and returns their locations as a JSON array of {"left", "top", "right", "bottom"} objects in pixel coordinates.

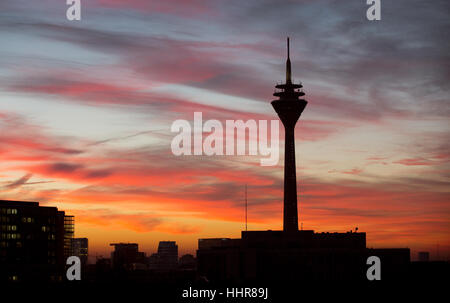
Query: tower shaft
[
  {"left": 283, "top": 125, "right": 298, "bottom": 231},
  {"left": 271, "top": 38, "right": 307, "bottom": 232}
]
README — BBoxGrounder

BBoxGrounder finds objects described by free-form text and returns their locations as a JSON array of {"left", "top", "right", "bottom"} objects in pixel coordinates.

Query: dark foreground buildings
[
  {"left": 198, "top": 231, "right": 410, "bottom": 282},
  {"left": 197, "top": 39, "right": 410, "bottom": 282},
  {"left": 0, "top": 200, "right": 74, "bottom": 282}
]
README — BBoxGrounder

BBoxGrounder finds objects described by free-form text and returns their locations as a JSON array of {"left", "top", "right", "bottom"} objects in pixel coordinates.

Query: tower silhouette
[
  {"left": 271, "top": 38, "right": 307, "bottom": 232},
  {"left": 198, "top": 39, "right": 410, "bottom": 284}
]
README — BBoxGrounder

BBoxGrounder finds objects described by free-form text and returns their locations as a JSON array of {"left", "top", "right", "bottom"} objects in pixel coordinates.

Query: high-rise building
[
  {"left": 72, "top": 237, "right": 88, "bottom": 265},
  {"left": 64, "top": 215, "right": 74, "bottom": 259},
  {"left": 0, "top": 200, "right": 73, "bottom": 282}
]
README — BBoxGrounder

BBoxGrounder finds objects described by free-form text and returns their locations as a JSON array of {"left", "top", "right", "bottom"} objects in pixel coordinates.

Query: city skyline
[{"left": 0, "top": 0, "right": 449, "bottom": 260}]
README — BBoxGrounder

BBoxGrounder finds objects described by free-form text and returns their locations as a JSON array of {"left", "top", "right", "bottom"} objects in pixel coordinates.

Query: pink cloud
[{"left": 394, "top": 158, "right": 434, "bottom": 166}]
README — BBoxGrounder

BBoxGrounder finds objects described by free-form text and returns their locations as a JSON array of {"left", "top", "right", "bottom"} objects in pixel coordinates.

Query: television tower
[{"left": 271, "top": 38, "right": 307, "bottom": 232}]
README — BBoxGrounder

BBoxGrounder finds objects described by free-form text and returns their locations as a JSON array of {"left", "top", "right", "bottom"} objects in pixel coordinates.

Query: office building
[
  {"left": 0, "top": 200, "right": 73, "bottom": 282},
  {"left": 72, "top": 237, "right": 88, "bottom": 265}
]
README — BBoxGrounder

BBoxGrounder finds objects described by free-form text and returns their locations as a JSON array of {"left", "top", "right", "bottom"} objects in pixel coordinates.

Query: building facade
[
  {"left": 0, "top": 200, "right": 73, "bottom": 282},
  {"left": 72, "top": 237, "right": 88, "bottom": 265}
]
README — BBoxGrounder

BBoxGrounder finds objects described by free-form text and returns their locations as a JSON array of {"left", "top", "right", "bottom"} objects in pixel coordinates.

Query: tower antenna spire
[
  {"left": 286, "top": 37, "right": 292, "bottom": 84},
  {"left": 287, "top": 37, "right": 290, "bottom": 59}
]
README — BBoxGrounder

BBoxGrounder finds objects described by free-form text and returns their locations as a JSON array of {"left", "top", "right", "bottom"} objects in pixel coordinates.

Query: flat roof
[{"left": 0, "top": 200, "right": 40, "bottom": 207}]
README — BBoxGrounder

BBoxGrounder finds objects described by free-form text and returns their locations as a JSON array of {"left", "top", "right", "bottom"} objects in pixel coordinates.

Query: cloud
[
  {"left": 393, "top": 158, "right": 434, "bottom": 166},
  {"left": 0, "top": 112, "right": 84, "bottom": 163},
  {"left": 48, "top": 162, "right": 83, "bottom": 173},
  {"left": 2, "top": 173, "right": 32, "bottom": 190},
  {"left": 72, "top": 208, "right": 201, "bottom": 234},
  {"left": 328, "top": 168, "right": 364, "bottom": 175}
]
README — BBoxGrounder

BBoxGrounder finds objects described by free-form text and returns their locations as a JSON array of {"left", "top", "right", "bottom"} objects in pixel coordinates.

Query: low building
[
  {"left": 418, "top": 251, "right": 430, "bottom": 262},
  {"left": 197, "top": 230, "right": 410, "bottom": 282}
]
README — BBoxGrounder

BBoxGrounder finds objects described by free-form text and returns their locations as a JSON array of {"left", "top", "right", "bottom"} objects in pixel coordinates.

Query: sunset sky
[{"left": 0, "top": 0, "right": 449, "bottom": 260}]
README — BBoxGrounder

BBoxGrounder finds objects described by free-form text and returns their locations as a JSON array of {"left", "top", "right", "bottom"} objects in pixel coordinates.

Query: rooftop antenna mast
[{"left": 245, "top": 184, "right": 248, "bottom": 231}]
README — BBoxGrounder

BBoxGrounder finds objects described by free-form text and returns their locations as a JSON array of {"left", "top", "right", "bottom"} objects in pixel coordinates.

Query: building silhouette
[
  {"left": 418, "top": 251, "right": 430, "bottom": 262},
  {"left": 149, "top": 241, "right": 178, "bottom": 270},
  {"left": 179, "top": 253, "right": 196, "bottom": 270},
  {"left": 197, "top": 39, "right": 410, "bottom": 282},
  {"left": 148, "top": 252, "right": 159, "bottom": 270},
  {"left": 0, "top": 200, "right": 74, "bottom": 282},
  {"left": 72, "top": 237, "right": 88, "bottom": 265},
  {"left": 64, "top": 215, "right": 74, "bottom": 259},
  {"left": 158, "top": 241, "right": 178, "bottom": 268},
  {"left": 110, "top": 243, "right": 147, "bottom": 270}
]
